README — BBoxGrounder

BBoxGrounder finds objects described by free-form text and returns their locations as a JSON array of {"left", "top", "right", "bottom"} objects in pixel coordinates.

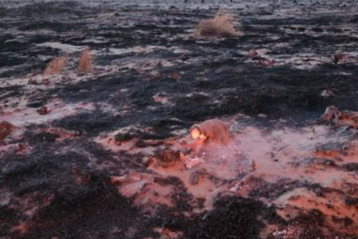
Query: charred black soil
[{"left": 1, "top": 1, "right": 358, "bottom": 239}]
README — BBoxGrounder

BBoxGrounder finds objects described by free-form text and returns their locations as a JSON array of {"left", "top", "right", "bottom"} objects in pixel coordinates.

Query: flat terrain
[{"left": 1, "top": 1, "right": 358, "bottom": 239}]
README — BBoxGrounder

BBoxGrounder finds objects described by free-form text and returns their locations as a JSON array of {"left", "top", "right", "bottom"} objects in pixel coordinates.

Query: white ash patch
[{"left": 36, "top": 42, "right": 82, "bottom": 53}]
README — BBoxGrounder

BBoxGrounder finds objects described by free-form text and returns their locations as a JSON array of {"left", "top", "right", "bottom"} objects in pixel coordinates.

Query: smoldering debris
[{"left": 0, "top": 121, "right": 15, "bottom": 144}]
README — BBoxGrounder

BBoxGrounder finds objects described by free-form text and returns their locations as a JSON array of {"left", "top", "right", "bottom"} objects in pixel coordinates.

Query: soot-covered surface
[{"left": 1, "top": 1, "right": 358, "bottom": 239}]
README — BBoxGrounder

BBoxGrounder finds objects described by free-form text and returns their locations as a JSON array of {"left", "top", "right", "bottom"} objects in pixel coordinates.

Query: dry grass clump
[
  {"left": 195, "top": 10, "right": 242, "bottom": 38},
  {"left": 78, "top": 47, "right": 93, "bottom": 74},
  {"left": 44, "top": 54, "right": 69, "bottom": 75}
]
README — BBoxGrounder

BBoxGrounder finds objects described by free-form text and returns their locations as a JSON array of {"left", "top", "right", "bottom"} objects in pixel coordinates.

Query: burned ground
[{"left": 1, "top": 1, "right": 358, "bottom": 239}]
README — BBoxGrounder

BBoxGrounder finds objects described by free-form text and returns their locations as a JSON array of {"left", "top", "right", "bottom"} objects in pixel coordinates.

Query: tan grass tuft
[
  {"left": 44, "top": 54, "right": 69, "bottom": 75},
  {"left": 195, "top": 10, "right": 242, "bottom": 38},
  {"left": 78, "top": 47, "right": 93, "bottom": 74}
]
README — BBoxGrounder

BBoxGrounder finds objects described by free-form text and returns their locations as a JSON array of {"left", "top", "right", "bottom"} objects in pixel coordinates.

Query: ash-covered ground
[{"left": 1, "top": 1, "right": 358, "bottom": 239}]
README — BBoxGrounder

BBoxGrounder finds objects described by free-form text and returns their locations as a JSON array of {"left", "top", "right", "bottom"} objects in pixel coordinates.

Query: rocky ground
[{"left": 1, "top": 1, "right": 358, "bottom": 239}]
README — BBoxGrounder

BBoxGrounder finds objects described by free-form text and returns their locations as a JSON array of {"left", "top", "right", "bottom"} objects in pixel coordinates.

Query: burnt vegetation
[{"left": 1, "top": 1, "right": 358, "bottom": 239}]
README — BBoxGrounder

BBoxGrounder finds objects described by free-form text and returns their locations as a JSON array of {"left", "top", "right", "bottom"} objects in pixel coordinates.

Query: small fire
[
  {"left": 44, "top": 54, "right": 69, "bottom": 75},
  {"left": 195, "top": 10, "right": 242, "bottom": 38},
  {"left": 78, "top": 47, "right": 93, "bottom": 74}
]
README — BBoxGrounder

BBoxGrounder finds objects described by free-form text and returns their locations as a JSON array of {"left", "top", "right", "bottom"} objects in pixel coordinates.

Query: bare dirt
[{"left": 1, "top": 1, "right": 358, "bottom": 239}]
